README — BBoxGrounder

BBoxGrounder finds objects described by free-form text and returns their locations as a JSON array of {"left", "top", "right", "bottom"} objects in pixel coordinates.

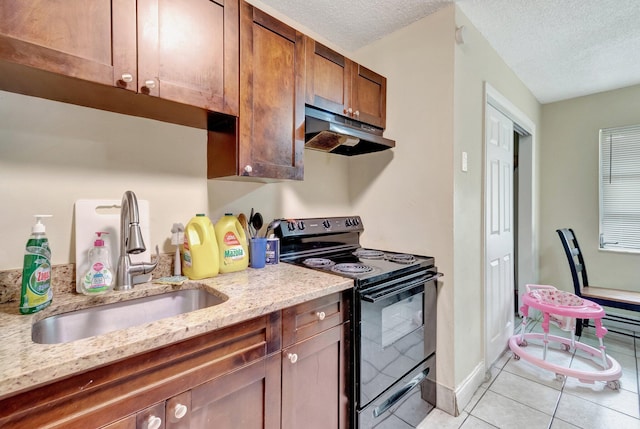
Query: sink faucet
[{"left": 115, "top": 190, "right": 158, "bottom": 290}]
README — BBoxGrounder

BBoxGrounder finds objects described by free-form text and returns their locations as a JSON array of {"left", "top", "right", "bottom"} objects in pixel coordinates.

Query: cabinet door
[
  {"left": 137, "top": 0, "right": 239, "bottom": 114},
  {"left": 351, "top": 64, "right": 387, "bottom": 128},
  {"left": 0, "top": 0, "right": 136, "bottom": 89},
  {"left": 282, "top": 323, "right": 349, "bottom": 429},
  {"left": 238, "top": 1, "right": 305, "bottom": 180},
  {"left": 305, "top": 37, "right": 352, "bottom": 118},
  {"left": 189, "top": 353, "right": 281, "bottom": 429}
]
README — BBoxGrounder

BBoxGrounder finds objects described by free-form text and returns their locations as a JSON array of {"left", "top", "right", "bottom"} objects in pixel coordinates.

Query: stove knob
[
  {"left": 352, "top": 217, "right": 360, "bottom": 226},
  {"left": 345, "top": 218, "right": 352, "bottom": 227},
  {"left": 297, "top": 221, "right": 305, "bottom": 230},
  {"left": 287, "top": 221, "right": 296, "bottom": 231},
  {"left": 322, "top": 219, "right": 331, "bottom": 229}
]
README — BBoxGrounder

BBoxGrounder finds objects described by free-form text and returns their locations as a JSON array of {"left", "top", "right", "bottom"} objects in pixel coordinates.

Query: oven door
[{"left": 357, "top": 270, "right": 438, "bottom": 408}]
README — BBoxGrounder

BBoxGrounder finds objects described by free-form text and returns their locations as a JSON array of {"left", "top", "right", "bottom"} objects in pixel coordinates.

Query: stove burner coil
[
  {"left": 353, "top": 249, "right": 385, "bottom": 259},
  {"left": 331, "top": 263, "right": 374, "bottom": 274},
  {"left": 385, "top": 253, "right": 417, "bottom": 264},
  {"left": 303, "top": 258, "right": 336, "bottom": 268}
]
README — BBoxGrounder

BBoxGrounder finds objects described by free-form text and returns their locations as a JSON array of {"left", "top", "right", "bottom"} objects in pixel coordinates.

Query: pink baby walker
[{"left": 509, "top": 284, "right": 622, "bottom": 389}]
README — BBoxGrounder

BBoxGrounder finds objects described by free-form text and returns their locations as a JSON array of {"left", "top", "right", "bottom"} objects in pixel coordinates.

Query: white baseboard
[{"left": 436, "top": 361, "right": 486, "bottom": 416}]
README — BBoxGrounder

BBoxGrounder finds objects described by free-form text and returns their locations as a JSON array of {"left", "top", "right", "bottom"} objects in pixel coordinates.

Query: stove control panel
[{"left": 275, "top": 216, "right": 364, "bottom": 237}]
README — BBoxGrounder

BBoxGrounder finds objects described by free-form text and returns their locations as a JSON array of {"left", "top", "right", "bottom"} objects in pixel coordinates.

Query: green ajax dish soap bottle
[{"left": 20, "top": 215, "right": 53, "bottom": 314}]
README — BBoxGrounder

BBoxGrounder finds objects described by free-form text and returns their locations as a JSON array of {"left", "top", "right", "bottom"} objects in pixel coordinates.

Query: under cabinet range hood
[{"left": 304, "top": 106, "right": 395, "bottom": 156}]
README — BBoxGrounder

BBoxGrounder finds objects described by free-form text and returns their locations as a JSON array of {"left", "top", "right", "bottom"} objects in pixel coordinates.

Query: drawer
[{"left": 282, "top": 291, "right": 351, "bottom": 347}]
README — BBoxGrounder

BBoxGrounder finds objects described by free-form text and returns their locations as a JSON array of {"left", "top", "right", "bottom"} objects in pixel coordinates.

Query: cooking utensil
[
  {"left": 251, "top": 212, "right": 263, "bottom": 238},
  {"left": 237, "top": 213, "right": 249, "bottom": 238},
  {"left": 265, "top": 219, "right": 281, "bottom": 238},
  {"left": 248, "top": 208, "right": 255, "bottom": 237}
]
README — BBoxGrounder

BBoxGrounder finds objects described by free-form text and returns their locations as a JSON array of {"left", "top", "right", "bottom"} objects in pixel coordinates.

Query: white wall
[
  {"left": 0, "top": 90, "right": 350, "bottom": 270},
  {"left": 452, "top": 7, "right": 541, "bottom": 409},
  {"left": 353, "top": 4, "right": 456, "bottom": 409},
  {"left": 540, "top": 84, "right": 640, "bottom": 292},
  {"left": 355, "top": 4, "right": 542, "bottom": 414}
]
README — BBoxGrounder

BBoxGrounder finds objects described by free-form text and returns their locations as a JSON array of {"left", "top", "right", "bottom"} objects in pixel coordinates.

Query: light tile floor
[{"left": 418, "top": 316, "right": 640, "bottom": 429}]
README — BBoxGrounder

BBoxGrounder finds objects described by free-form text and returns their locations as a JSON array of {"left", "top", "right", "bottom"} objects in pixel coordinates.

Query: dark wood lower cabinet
[
  {"left": 189, "top": 353, "right": 281, "bottom": 429},
  {"left": 0, "top": 292, "right": 350, "bottom": 429},
  {"left": 282, "top": 322, "right": 350, "bottom": 429}
]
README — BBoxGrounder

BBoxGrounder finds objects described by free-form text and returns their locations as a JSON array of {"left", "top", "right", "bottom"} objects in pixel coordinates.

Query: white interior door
[{"left": 485, "top": 103, "right": 515, "bottom": 368}]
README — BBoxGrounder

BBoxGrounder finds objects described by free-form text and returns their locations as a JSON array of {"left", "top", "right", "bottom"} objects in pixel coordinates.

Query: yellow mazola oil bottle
[
  {"left": 20, "top": 215, "right": 53, "bottom": 314},
  {"left": 182, "top": 214, "right": 220, "bottom": 280},
  {"left": 215, "top": 213, "right": 248, "bottom": 273}
]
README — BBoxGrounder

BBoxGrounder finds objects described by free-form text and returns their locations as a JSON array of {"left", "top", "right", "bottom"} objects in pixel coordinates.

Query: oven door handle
[
  {"left": 373, "top": 367, "right": 430, "bottom": 418},
  {"left": 361, "top": 272, "right": 442, "bottom": 303}
]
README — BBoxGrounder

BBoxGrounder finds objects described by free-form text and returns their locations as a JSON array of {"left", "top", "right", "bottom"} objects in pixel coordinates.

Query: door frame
[{"left": 483, "top": 82, "right": 537, "bottom": 369}]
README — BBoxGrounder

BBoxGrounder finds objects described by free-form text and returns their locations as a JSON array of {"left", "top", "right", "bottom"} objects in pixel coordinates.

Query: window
[{"left": 599, "top": 124, "right": 640, "bottom": 252}]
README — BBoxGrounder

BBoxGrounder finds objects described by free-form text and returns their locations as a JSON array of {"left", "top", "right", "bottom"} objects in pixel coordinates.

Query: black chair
[{"left": 556, "top": 228, "right": 640, "bottom": 336}]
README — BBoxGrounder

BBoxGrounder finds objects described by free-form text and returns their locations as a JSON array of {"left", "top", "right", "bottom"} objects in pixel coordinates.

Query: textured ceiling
[{"left": 255, "top": 0, "right": 640, "bottom": 104}]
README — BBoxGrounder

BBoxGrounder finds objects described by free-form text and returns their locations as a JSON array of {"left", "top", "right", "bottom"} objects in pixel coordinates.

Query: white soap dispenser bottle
[{"left": 80, "top": 232, "right": 114, "bottom": 295}]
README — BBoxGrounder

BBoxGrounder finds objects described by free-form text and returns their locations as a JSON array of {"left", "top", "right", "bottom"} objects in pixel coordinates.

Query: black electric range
[{"left": 273, "top": 216, "right": 439, "bottom": 429}]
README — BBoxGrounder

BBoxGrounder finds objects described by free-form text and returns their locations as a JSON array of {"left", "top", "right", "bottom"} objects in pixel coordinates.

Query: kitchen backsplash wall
[{"left": 0, "top": 90, "right": 350, "bottom": 271}]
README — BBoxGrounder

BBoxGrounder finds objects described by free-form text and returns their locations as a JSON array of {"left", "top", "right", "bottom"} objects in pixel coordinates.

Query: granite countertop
[{"left": 0, "top": 264, "right": 352, "bottom": 399}]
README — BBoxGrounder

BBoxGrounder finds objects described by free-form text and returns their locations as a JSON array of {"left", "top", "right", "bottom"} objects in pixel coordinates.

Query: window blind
[{"left": 599, "top": 124, "right": 640, "bottom": 251}]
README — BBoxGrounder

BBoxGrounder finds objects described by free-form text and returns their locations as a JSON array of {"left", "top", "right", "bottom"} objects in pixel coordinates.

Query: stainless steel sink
[{"left": 32, "top": 289, "right": 226, "bottom": 344}]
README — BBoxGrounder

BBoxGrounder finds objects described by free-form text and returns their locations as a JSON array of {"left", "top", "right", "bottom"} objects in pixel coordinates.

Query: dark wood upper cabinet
[
  {"left": 136, "top": 0, "right": 239, "bottom": 115},
  {"left": 0, "top": 1, "right": 136, "bottom": 88},
  {"left": 0, "top": 0, "right": 239, "bottom": 117},
  {"left": 305, "top": 37, "right": 387, "bottom": 129},
  {"left": 208, "top": 1, "right": 305, "bottom": 180}
]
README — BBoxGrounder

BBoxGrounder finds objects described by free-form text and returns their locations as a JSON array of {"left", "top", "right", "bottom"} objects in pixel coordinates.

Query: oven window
[{"left": 381, "top": 292, "right": 424, "bottom": 348}]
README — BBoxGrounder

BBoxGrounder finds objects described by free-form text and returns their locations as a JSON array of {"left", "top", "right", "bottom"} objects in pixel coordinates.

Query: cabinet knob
[
  {"left": 121, "top": 73, "right": 133, "bottom": 83},
  {"left": 144, "top": 79, "right": 156, "bottom": 89},
  {"left": 288, "top": 353, "right": 298, "bottom": 364},
  {"left": 344, "top": 107, "right": 353, "bottom": 115},
  {"left": 244, "top": 165, "right": 253, "bottom": 174},
  {"left": 354, "top": 110, "right": 360, "bottom": 118},
  {"left": 173, "top": 403, "right": 188, "bottom": 419},
  {"left": 143, "top": 415, "right": 162, "bottom": 429},
  {"left": 316, "top": 311, "right": 326, "bottom": 321}
]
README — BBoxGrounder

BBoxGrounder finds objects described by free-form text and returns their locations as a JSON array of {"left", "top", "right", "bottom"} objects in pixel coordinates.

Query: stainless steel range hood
[{"left": 304, "top": 106, "right": 395, "bottom": 156}]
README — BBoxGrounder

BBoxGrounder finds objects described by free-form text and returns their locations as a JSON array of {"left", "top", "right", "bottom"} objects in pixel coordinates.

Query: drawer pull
[
  {"left": 143, "top": 415, "right": 162, "bottom": 429},
  {"left": 173, "top": 403, "right": 188, "bottom": 419},
  {"left": 288, "top": 353, "right": 298, "bottom": 364},
  {"left": 316, "top": 311, "right": 326, "bottom": 321}
]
